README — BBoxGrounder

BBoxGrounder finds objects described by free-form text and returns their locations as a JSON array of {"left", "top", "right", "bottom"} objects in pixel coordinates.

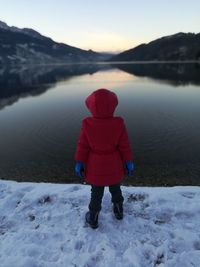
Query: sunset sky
[{"left": 0, "top": 0, "right": 200, "bottom": 53}]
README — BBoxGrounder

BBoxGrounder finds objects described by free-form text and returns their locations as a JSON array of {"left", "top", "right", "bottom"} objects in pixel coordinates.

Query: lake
[{"left": 0, "top": 62, "right": 200, "bottom": 186}]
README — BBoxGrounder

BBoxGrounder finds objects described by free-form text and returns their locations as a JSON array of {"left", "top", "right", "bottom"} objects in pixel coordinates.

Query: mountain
[
  {"left": 0, "top": 21, "right": 105, "bottom": 65},
  {"left": 110, "top": 32, "right": 200, "bottom": 61}
]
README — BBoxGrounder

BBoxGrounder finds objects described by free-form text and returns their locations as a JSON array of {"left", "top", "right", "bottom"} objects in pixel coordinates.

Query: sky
[{"left": 0, "top": 0, "right": 200, "bottom": 53}]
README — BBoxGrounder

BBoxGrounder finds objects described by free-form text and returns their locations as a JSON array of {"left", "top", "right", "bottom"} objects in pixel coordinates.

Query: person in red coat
[{"left": 75, "top": 88, "right": 134, "bottom": 229}]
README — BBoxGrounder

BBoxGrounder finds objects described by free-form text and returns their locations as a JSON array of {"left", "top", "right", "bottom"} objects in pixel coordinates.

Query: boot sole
[
  {"left": 114, "top": 213, "right": 123, "bottom": 220},
  {"left": 85, "top": 212, "right": 99, "bottom": 229}
]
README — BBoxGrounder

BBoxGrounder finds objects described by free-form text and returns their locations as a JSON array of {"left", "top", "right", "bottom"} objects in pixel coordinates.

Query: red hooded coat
[{"left": 75, "top": 88, "right": 133, "bottom": 186}]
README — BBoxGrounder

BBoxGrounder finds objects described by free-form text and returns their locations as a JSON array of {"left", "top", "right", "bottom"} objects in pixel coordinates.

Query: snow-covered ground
[{"left": 0, "top": 180, "right": 200, "bottom": 267}]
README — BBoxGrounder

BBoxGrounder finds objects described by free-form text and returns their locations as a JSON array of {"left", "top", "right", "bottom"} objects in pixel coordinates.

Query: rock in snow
[{"left": 0, "top": 180, "right": 200, "bottom": 267}]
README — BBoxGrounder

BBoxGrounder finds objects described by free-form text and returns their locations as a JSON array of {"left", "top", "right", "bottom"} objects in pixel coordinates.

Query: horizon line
[{"left": 1, "top": 20, "right": 199, "bottom": 54}]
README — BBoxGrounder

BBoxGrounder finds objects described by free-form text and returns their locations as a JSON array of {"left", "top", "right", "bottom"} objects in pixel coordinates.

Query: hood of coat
[{"left": 85, "top": 88, "right": 118, "bottom": 118}]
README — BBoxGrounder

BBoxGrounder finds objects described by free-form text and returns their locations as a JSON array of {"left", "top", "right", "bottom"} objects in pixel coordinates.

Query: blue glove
[
  {"left": 75, "top": 161, "right": 85, "bottom": 178},
  {"left": 125, "top": 161, "right": 134, "bottom": 177}
]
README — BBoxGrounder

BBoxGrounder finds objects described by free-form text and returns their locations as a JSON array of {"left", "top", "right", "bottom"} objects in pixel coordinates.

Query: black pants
[{"left": 89, "top": 183, "right": 124, "bottom": 212}]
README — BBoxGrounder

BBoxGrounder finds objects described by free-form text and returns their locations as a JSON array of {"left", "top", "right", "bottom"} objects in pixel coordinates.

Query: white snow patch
[
  {"left": 7, "top": 55, "right": 16, "bottom": 60},
  {"left": 0, "top": 21, "right": 10, "bottom": 30},
  {"left": 17, "top": 44, "right": 29, "bottom": 49},
  {"left": 0, "top": 180, "right": 200, "bottom": 267},
  {"left": 52, "top": 44, "right": 59, "bottom": 50},
  {"left": 1, "top": 44, "right": 11, "bottom": 48}
]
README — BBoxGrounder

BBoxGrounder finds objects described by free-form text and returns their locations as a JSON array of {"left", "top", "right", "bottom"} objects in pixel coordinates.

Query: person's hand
[
  {"left": 125, "top": 161, "right": 134, "bottom": 177},
  {"left": 75, "top": 161, "right": 85, "bottom": 178}
]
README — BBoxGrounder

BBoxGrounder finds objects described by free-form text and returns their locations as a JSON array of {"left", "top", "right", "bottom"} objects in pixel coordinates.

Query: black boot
[
  {"left": 113, "top": 202, "right": 123, "bottom": 220},
  {"left": 85, "top": 211, "right": 99, "bottom": 229}
]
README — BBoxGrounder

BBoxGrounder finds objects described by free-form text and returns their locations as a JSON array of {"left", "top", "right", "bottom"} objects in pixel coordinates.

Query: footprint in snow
[
  {"left": 174, "top": 211, "right": 193, "bottom": 220},
  {"left": 74, "top": 240, "right": 84, "bottom": 250},
  {"left": 84, "top": 251, "right": 103, "bottom": 267},
  {"left": 154, "top": 209, "right": 173, "bottom": 224},
  {"left": 154, "top": 252, "right": 165, "bottom": 266},
  {"left": 0, "top": 220, "right": 15, "bottom": 235},
  {"left": 38, "top": 195, "right": 53, "bottom": 204},
  {"left": 127, "top": 193, "right": 148, "bottom": 202},
  {"left": 180, "top": 192, "right": 196, "bottom": 199},
  {"left": 193, "top": 240, "right": 200, "bottom": 250},
  {"left": 20, "top": 186, "right": 34, "bottom": 193},
  {"left": 69, "top": 185, "right": 81, "bottom": 192}
]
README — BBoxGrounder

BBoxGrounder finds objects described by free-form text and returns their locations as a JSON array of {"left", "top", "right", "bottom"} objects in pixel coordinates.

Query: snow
[
  {"left": 1, "top": 44, "right": 11, "bottom": 48},
  {"left": 15, "top": 44, "right": 53, "bottom": 64},
  {"left": 22, "top": 28, "right": 44, "bottom": 40},
  {"left": 52, "top": 44, "right": 59, "bottom": 50},
  {"left": 0, "top": 21, "right": 22, "bottom": 34},
  {"left": 0, "top": 21, "right": 44, "bottom": 40},
  {"left": 0, "top": 180, "right": 200, "bottom": 267},
  {"left": 0, "top": 21, "right": 10, "bottom": 30},
  {"left": 162, "top": 33, "right": 186, "bottom": 40}
]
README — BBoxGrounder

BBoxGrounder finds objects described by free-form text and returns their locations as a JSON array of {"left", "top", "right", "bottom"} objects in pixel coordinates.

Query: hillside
[
  {"left": 0, "top": 21, "right": 104, "bottom": 65},
  {"left": 110, "top": 32, "right": 200, "bottom": 61}
]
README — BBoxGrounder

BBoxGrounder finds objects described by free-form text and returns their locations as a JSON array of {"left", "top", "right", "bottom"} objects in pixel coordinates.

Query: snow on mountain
[
  {"left": 20, "top": 28, "right": 46, "bottom": 40},
  {"left": 0, "top": 21, "right": 105, "bottom": 64},
  {"left": 0, "top": 21, "right": 10, "bottom": 30},
  {"left": 0, "top": 180, "right": 200, "bottom": 267},
  {"left": 0, "top": 21, "right": 47, "bottom": 40},
  {"left": 111, "top": 32, "right": 200, "bottom": 61}
]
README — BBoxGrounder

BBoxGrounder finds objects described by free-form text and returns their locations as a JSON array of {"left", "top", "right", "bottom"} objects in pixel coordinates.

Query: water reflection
[
  {"left": 1, "top": 63, "right": 200, "bottom": 111},
  {"left": 0, "top": 64, "right": 109, "bottom": 110},
  {"left": 0, "top": 64, "right": 200, "bottom": 185},
  {"left": 114, "top": 62, "right": 200, "bottom": 86}
]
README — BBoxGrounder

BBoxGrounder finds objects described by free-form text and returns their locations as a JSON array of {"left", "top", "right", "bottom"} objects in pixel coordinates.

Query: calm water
[{"left": 0, "top": 63, "right": 200, "bottom": 185}]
